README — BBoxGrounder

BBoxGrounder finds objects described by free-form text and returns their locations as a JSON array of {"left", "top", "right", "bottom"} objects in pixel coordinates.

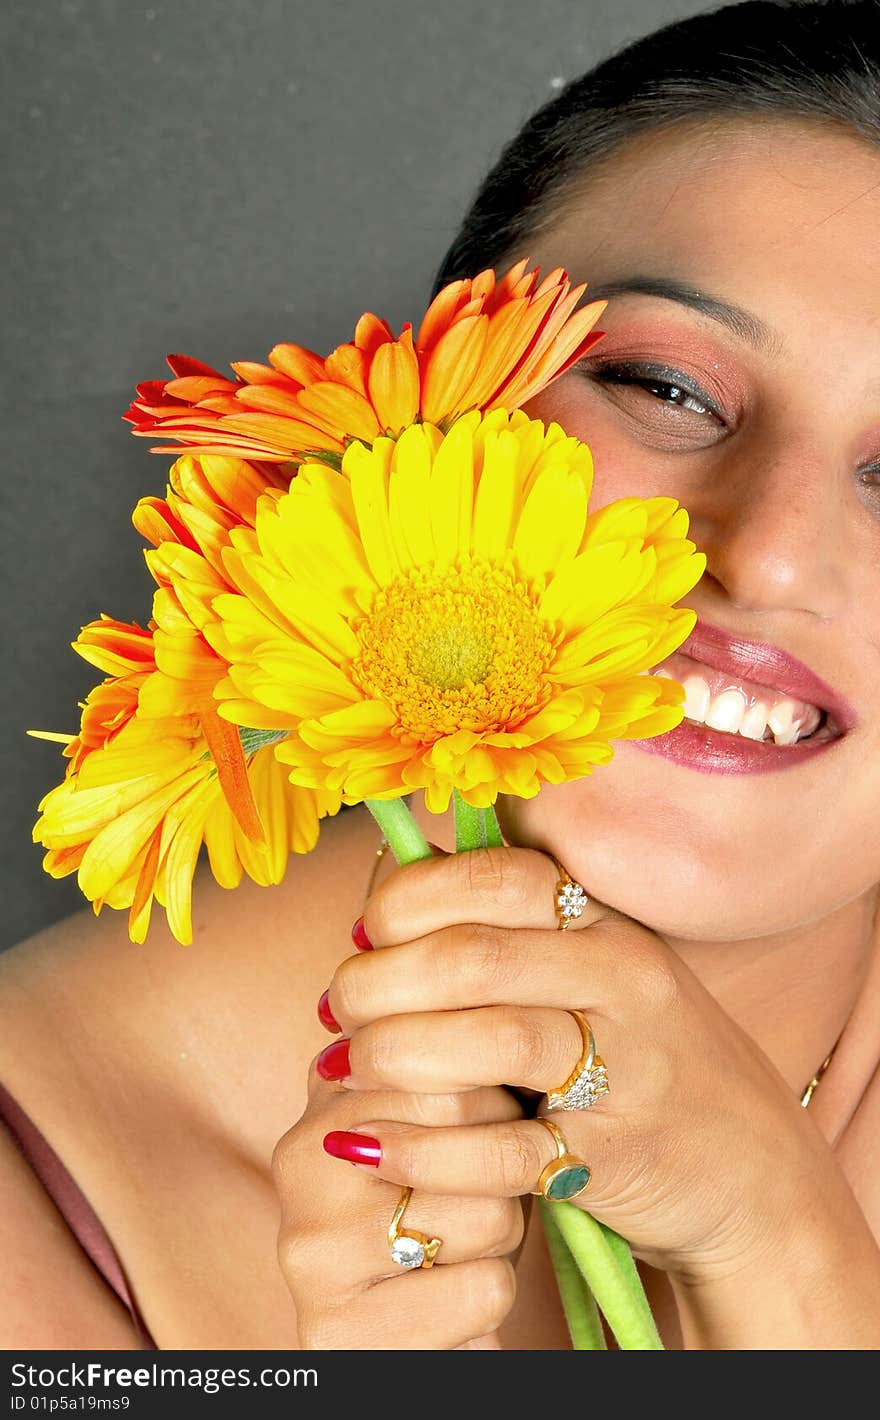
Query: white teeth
[
  {"left": 767, "top": 703, "right": 799, "bottom": 738},
  {"left": 704, "top": 688, "right": 746, "bottom": 734},
  {"left": 650, "top": 666, "right": 817, "bottom": 744},
  {"left": 739, "top": 701, "right": 771, "bottom": 741},
  {"left": 682, "top": 675, "right": 710, "bottom": 721},
  {"left": 766, "top": 703, "right": 808, "bottom": 746},
  {"left": 773, "top": 727, "right": 801, "bottom": 746}
]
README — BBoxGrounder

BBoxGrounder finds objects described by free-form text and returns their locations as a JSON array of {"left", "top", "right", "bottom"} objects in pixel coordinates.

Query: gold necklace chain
[
  {"left": 800, "top": 1043, "right": 839, "bottom": 1108},
  {"left": 365, "top": 836, "right": 837, "bottom": 1110},
  {"left": 365, "top": 837, "right": 391, "bottom": 899}
]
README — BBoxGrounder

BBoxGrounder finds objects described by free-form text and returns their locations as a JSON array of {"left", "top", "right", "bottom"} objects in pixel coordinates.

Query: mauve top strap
[{"left": 0, "top": 1079, "right": 156, "bottom": 1348}]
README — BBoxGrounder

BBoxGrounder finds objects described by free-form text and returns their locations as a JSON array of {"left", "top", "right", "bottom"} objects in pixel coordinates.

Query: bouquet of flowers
[{"left": 32, "top": 258, "right": 706, "bottom": 1349}]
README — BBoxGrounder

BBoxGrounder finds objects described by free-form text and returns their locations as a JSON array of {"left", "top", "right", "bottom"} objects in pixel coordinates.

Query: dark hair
[{"left": 432, "top": 0, "right": 880, "bottom": 292}]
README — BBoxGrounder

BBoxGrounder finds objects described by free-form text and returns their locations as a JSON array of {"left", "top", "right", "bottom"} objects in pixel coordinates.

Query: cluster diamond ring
[{"left": 546, "top": 1009, "right": 610, "bottom": 1112}]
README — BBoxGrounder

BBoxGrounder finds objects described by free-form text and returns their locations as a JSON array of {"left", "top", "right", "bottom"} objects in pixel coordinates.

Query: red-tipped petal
[{"left": 166, "top": 354, "right": 227, "bottom": 379}]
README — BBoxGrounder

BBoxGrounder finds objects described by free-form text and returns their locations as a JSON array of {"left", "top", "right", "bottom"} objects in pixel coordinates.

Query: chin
[{"left": 495, "top": 769, "right": 821, "bottom": 943}]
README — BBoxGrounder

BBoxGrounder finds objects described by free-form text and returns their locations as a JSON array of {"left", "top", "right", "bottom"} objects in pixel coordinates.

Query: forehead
[{"left": 528, "top": 119, "right": 880, "bottom": 342}]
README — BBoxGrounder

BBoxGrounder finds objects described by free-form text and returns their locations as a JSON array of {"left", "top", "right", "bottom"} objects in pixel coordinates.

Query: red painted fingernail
[
  {"left": 316, "top": 1038, "right": 351, "bottom": 1081},
  {"left": 351, "top": 915, "right": 373, "bottom": 950},
  {"left": 323, "top": 1130, "right": 381, "bottom": 1166},
  {"left": 317, "top": 989, "right": 341, "bottom": 1033}
]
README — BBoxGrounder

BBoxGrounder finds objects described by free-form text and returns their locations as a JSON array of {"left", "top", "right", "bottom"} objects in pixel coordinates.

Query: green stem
[
  {"left": 548, "top": 1203, "right": 664, "bottom": 1350},
  {"left": 538, "top": 1200, "right": 607, "bottom": 1350},
  {"left": 600, "top": 1221, "right": 659, "bottom": 1333},
  {"left": 452, "top": 790, "right": 504, "bottom": 850},
  {"left": 364, "top": 796, "right": 432, "bottom": 866}
]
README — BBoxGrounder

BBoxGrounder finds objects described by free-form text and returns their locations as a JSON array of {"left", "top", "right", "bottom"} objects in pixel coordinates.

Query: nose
[{"left": 684, "top": 431, "right": 850, "bottom": 621}]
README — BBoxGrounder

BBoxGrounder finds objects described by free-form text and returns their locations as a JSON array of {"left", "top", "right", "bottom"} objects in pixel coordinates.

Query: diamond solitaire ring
[{"left": 387, "top": 1187, "right": 443, "bottom": 1270}]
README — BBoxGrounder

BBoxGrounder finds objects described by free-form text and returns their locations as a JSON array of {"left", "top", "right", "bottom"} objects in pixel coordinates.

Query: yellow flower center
[{"left": 352, "top": 560, "right": 557, "bottom": 740}]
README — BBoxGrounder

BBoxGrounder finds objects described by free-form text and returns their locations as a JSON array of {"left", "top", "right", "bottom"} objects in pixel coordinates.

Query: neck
[
  {"left": 405, "top": 792, "right": 879, "bottom": 1104},
  {"left": 670, "top": 893, "right": 876, "bottom": 1098}
]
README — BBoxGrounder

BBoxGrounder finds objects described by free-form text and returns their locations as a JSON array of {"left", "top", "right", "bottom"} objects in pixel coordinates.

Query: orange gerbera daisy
[
  {"left": 132, "top": 451, "right": 287, "bottom": 721},
  {"left": 32, "top": 618, "right": 338, "bottom": 944},
  {"left": 123, "top": 259, "right": 607, "bottom": 464},
  {"left": 132, "top": 452, "right": 304, "bottom": 840},
  {"left": 55, "top": 617, "right": 156, "bottom": 772}
]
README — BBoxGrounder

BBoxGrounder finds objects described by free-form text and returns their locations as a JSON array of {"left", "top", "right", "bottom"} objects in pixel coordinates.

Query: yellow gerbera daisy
[{"left": 207, "top": 408, "right": 706, "bottom": 812}]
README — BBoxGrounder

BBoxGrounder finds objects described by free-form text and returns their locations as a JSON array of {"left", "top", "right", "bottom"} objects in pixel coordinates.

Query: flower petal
[
  {"left": 346, "top": 438, "right": 400, "bottom": 588},
  {"left": 368, "top": 328, "right": 419, "bottom": 434}
]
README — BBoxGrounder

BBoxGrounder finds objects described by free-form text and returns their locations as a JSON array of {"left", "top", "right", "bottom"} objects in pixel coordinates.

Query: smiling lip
[
  {"left": 674, "top": 618, "right": 859, "bottom": 734},
  {"left": 622, "top": 618, "right": 858, "bottom": 777}
]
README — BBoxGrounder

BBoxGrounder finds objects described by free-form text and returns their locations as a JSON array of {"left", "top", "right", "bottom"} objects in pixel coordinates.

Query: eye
[
  {"left": 575, "top": 359, "right": 729, "bottom": 428},
  {"left": 857, "top": 462, "right": 880, "bottom": 494}
]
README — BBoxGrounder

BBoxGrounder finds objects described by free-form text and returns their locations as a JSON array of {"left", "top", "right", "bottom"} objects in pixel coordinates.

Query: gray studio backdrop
[{"left": 1, "top": 0, "right": 713, "bottom": 950}]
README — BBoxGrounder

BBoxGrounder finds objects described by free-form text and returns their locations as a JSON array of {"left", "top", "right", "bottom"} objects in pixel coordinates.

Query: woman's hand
[
  {"left": 317, "top": 845, "right": 853, "bottom": 1286},
  {"left": 271, "top": 1073, "right": 524, "bottom": 1349}
]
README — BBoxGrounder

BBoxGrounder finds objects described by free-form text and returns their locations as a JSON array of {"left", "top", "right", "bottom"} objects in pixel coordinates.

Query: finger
[
  {"left": 296, "top": 1258, "right": 516, "bottom": 1351},
  {"left": 326, "top": 915, "right": 643, "bottom": 1032},
  {"left": 305, "top": 1068, "right": 526, "bottom": 1128},
  {"left": 286, "top": 1169, "right": 524, "bottom": 1285},
  {"left": 319, "top": 1115, "right": 609, "bottom": 1201},
  {"left": 364, "top": 844, "right": 612, "bottom": 944},
  {"left": 277, "top": 1084, "right": 524, "bottom": 1235},
  {"left": 335, "top": 1006, "right": 608, "bottom": 1095}
]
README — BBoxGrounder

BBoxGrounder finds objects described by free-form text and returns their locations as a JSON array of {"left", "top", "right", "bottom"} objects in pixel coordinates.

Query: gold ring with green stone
[{"left": 530, "top": 1116, "right": 592, "bottom": 1202}]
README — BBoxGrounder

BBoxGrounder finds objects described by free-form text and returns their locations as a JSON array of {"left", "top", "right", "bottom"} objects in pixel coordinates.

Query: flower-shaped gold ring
[{"left": 552, "top": 858, "right": 589, "bottom": 930}]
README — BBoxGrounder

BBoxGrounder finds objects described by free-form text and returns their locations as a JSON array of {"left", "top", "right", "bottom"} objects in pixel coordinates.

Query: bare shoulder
[
  {"left": 0, "top": 803, "right": 388, "bottom": 1346},
  {"left": 0, "top": 802, "right": 383, "bottom": 1201}
]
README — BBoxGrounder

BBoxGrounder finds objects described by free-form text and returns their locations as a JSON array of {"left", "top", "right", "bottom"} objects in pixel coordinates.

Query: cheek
[{"left": 496, "top": 752, "right": 880, "bottom": 942}]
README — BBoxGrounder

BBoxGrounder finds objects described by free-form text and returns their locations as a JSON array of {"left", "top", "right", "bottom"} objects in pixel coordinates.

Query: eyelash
[
  {"left": 582, "top": 360, "right": 880, "bottom": 488},
  {"left": 581, "top": 359, "right": 728, "bottom": 427}
]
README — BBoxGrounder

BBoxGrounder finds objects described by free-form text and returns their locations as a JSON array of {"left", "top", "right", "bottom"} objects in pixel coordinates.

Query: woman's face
[{"left": 501, "top": 119, "right": 880, "bottom": 940}]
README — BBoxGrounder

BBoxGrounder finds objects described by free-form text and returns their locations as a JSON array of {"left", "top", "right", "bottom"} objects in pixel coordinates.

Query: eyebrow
[{"left": 585, "top": 275, "right": 788, "bottom": 359}]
